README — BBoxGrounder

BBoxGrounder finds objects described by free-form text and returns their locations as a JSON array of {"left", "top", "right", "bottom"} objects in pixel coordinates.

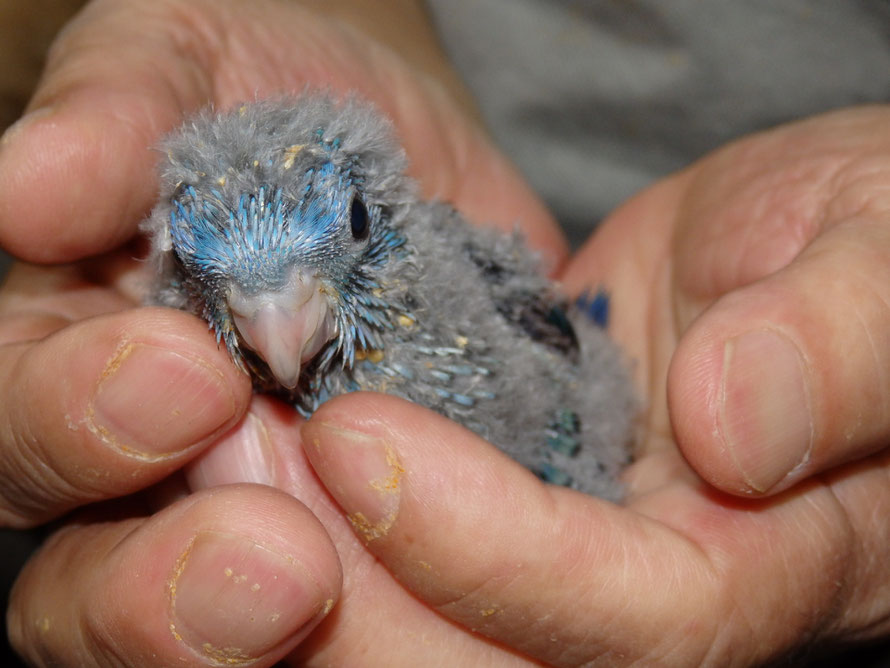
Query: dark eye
[
  {"left": 350, "top": 196, "right": 370, "bottom": 240},
  {"left": 172, "top": 182, "right": 195, "bottom": 203}
]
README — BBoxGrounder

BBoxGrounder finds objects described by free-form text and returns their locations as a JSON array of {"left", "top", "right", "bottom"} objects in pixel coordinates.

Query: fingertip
[
  {"left": 302, "top": 392, "right": 586, "bottom": 558},
  {"left": 301, "top": 406, "right": 404, "bottom": 544},
  {"left": 72, "top": 308, "right": 254, "bottom": 463},
  {"left": 10, "top": 485, "right": 341, "bottom": 667},
  {"left": 151, "top": 486, "right": 342, "bottom": 664},
  {"left": 669, "top": 293, "right": 814, "bottom": 497},
  {"left": 186, "top": 397, "right": 305, "bottom": 490},
  {"left": 303, "top": 392, "right": 520, "bottom": 504},
  {"left": 0, "top": 308, "right": 253, "bottom": 525}
]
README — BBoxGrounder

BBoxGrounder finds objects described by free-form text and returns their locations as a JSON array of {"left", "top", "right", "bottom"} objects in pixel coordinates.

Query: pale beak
[{"left": 228, "top": 269, "right": 335, "bottom": 389}]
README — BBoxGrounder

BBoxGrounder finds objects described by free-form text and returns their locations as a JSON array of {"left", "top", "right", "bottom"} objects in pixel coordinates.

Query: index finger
[
  {"left": 0, "top": 0, "right": 212, "bottom": 262},
  {"left": 0, "top": 0, "right": 566, "bottom": 265},
  {"left": 0, "top": 263, "right": 251, "bottom": 527}
]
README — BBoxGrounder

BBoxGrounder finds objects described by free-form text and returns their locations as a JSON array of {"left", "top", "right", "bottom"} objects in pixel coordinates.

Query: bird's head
[{"left": 151, "top": 97, "right": 414, "bottom": 389}]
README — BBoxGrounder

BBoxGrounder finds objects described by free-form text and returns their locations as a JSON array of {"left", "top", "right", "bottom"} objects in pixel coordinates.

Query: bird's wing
[{"left": 463, "top": 235, "right": 581, "bottom": 361}]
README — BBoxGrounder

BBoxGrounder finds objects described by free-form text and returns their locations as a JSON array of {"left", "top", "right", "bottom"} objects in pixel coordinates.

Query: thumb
[
  {"left": 8, "top": 485, "right": 341, "bottom": 666},
  {"left": 668, "top": 108, "right": 890, "bottom": 495},
  {"left": 300, "top": 393, "right": 719, "bottom": 666}
]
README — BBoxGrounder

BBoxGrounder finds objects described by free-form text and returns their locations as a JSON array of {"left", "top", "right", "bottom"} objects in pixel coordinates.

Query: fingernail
[
  {"left": 171, "top": 531, "right": 326, "bottom": 662},
  {"left": 188, "top": 412, "right": 276, "bottom": 488},
  {"left": 0, "top": 107, "right": 55, "bottom": 149},
  {"left": 89, "top": 343, "right": 237, "bottom": 459},
  {"left": 720, "top": 329, "right": 813, "bottom": 492},
  {"left": 301, "top": 421, "right": 402, "bottom": 542}
]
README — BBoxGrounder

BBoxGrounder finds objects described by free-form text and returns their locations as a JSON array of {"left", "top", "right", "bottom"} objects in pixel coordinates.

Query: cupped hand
[
  {"left": 7, "top": 0, "right": 890, "bottom": 666},
  {"left": 1, "top": 256, "right": 346, "bottom": 665},
  {"left": 279, "top": 107, "right": 890, "bottom": 665},
  {"left": 1, "top": 0, "right": 564, "bottom": 665},
  {"left": 0, "top": 0, "right": 565, "bottom": 666}
]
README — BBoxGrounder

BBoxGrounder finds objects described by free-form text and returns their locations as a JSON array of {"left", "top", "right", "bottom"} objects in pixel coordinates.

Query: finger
[
  {"left": 666, "top": 116, "right": 890, "bottom": 496},
  {"left": 8, "top": 484, "right": 341, "bottom": 667},
  {"left": 0, "top": 0, "right": 221, "bottom": 262},
  {"left": 300, "top": 393, "right": 890, "bottom": 665},
  {"left": 299, "top": 394, "right": 713, "bottom": 666},
  {"left": 671, "top": 220, "right": 890, "bottom": 495},
  {"left": 669, "top": 107, "right": 890, "bottom": 323},
  {"left": 0, "top": 0, "right": 565, "bottom": 266},
  {"left": 0, "top": 259, "right": 140, "bottom": 336},
  {"left": 0, "top": 306, "right": 250, "bottom": 527},
  {"left": 187, "top": 396, "right": 542, "bottom": 666}
]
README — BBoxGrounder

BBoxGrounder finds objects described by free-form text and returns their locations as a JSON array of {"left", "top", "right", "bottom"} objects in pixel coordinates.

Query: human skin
[{"left": 3, "top": 1, "right": 890, "bottom": 665}]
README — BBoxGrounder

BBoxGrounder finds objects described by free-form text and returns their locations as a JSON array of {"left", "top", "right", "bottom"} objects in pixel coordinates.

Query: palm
[{"left": 552, "top": 111, "right": 890, "bottom": 662}]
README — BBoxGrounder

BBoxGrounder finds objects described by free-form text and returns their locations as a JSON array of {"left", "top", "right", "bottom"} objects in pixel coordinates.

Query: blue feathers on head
[{"left": 158, "top": 97, "right": 414, "bottom": 386}]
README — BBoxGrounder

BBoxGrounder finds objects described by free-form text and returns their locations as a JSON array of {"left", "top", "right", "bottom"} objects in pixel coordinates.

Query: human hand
[
  {"left": 0, "top": 256, "right": 344, "bottom": 665},
  {"left": 276, "top": 107, "right": 890, "bottom": 665},
  {"left": 1, "top": 0, "right": 565, "bottom": 665},
  {"left": 9, "top": 0, "right": 887, "bottom": 665},
  {"left": 0, "top": 0, "right": 564, "bottom": 265}
]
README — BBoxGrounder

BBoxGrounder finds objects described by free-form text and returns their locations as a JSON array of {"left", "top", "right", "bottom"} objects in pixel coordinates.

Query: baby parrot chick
[{"left": 144, "top": 95, "right": 636, "bottom": 500}]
